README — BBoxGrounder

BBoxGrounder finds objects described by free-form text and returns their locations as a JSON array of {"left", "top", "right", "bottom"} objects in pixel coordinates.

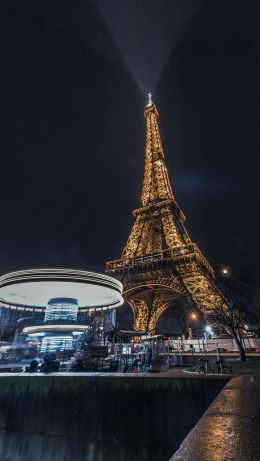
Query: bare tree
[
  {"left": 209, "top": 277, "right": 250, "bottom": 361},
  {"left": 252, "top": 292, "right": 260, "bottom": 331}
]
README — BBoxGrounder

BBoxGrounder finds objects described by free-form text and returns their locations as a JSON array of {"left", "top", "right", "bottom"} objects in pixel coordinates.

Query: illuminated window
[
  {"left": 44, "top": 298, "right": 78, "bottom": 322},
  {"left": 41, "top": 335, "right": 73, "bottom": 352}
]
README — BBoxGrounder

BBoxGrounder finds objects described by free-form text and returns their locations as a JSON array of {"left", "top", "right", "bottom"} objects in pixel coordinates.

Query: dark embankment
[{"left": 0, "top": 375, "right": 227, "bottom": 461}]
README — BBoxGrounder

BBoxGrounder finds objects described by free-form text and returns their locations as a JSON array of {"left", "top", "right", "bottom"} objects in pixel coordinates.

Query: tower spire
[
  {"left": 147, "top": 92, "right": 153, "bottom": 106},
  {"left": 141, "top": 99, "right": 174, "bottom": 206}
]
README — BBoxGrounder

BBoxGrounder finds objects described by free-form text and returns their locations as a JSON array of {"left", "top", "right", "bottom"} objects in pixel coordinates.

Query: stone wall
[{"left": 0, "top": 374, "right": 227, "bottom": 461}]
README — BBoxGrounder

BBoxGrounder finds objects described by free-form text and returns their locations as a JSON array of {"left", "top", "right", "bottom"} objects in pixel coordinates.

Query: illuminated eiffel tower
[{"left": 106, "top": 95, "right": 226, "bottom": 333}]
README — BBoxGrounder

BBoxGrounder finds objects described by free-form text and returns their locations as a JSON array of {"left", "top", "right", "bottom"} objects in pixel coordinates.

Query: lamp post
[{"left": 188, "top": 312, "right": 197, "bottom": 339}]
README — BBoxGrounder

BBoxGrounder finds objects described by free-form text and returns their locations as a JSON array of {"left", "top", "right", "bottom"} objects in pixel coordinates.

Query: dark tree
[
  {"left": 209, "top": 274, "right": 253, "bottom": 361},
  {"left": 251, "top": 292, "right": 260, "bottom": 331},
  {"left": 68, "top": 320, "right": 100, "bottom": 372},
  {"left": 208, "top": 298, "right": 246, "bottom": 361}
]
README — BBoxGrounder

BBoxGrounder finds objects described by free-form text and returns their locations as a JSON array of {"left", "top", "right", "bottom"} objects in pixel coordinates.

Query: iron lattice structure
[{"left": 106, "top": 99, "right": 226, "bottom": 333}]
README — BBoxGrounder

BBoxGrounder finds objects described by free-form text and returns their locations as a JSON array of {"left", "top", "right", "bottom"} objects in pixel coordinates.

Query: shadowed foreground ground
[{"left": 0, "top": 374, "right": 226, "bottom": 461}]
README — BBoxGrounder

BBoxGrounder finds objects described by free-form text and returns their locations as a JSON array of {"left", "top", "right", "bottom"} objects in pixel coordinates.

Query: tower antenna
[{"left": 147, "top": 92, "right": 153, "bottom": 106}]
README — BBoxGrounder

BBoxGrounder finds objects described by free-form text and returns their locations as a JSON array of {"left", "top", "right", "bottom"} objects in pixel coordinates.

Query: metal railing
[{"left": 106, "top": 244, "right": 214, "bottom": 277}]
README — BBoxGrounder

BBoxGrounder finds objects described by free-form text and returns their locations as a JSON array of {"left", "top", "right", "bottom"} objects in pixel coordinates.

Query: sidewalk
[{"left": 170, "top": 372, "right": 260, "bottom": 461}]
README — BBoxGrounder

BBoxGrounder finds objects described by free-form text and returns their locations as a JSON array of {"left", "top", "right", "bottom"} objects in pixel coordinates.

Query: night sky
[{"left": 0, "top": 1, "right": 259, "bottom": 327}]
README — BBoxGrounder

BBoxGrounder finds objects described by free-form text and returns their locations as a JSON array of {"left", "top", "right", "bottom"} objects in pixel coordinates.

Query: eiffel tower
[{"left": 106, "top": 95, "right": 226, "bottom": 333}]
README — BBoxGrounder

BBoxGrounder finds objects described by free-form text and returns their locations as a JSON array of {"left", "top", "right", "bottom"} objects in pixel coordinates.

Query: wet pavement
[{"left": 170, "top": 373, "right": 260, "bottom": 461}]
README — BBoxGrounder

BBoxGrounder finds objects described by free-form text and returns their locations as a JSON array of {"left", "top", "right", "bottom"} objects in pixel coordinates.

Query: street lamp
[{"left": 188, "top": 312, "right": 197, "bottom": 339}]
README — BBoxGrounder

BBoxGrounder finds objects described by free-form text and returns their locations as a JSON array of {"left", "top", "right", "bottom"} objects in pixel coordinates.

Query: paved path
[
  {"left": 170, "top": 373, "right": 260, "bottom": 461},
  {"left": 0, "top": 368, "right": 229, "bottom": 379}
]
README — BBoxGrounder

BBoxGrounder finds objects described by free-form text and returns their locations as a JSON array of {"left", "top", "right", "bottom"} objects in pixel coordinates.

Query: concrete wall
[{"left": 0, "top": 374, "right": 227, "bottom": 461}]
